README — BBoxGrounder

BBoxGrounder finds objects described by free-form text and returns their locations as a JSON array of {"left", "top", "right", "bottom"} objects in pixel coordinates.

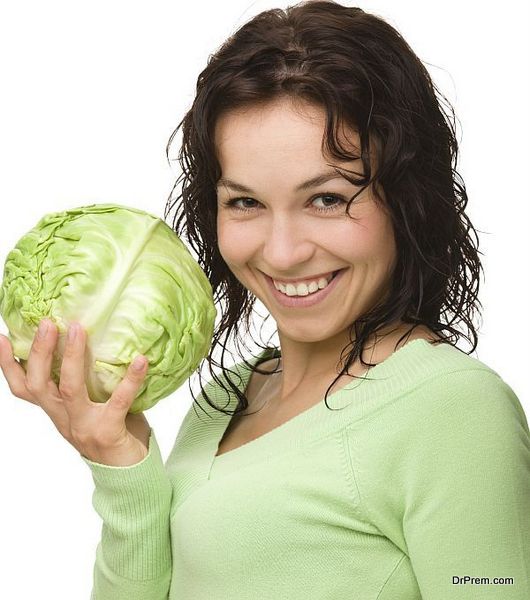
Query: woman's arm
[
  {"left": 348, "top": 368, "right": 530, "bottom": 599},
  {"left": 402, "top": 370, "right": 529, "bottom": 598},
  {"left": 82, "top": 428, "right": 173, "bottom": 600}
]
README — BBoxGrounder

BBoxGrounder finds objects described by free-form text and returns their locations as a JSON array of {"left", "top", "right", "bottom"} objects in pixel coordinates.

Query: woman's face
[{"left": 215, "top": 97, "right": 398, "bottom": 344}]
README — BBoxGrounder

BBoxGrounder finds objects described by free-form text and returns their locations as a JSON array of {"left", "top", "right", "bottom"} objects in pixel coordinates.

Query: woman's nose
[{"left": 261, "top": 216, "right": 315, "bottom": 272}]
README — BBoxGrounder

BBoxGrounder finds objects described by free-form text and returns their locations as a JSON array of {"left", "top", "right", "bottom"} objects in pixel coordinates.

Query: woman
[{"left": 0, "top": 1, "right": 528, "bottom": 598}]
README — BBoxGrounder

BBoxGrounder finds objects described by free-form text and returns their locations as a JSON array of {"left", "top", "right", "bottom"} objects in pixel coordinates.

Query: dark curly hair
[{"left": 164, "top": 0, "right": 484, "bottom": 418}]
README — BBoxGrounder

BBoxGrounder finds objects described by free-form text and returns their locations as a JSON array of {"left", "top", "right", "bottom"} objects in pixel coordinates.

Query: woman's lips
[
  {"left": 263, "top": 268, "right": 346, "bottom": 308},
  {"left": 269, "top": 270, "right": 336, "bottom": 285}
]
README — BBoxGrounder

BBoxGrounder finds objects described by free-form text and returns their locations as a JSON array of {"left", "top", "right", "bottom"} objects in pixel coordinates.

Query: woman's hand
[{"left": 0, "top": 318, "right": 151, "bottom": 466}]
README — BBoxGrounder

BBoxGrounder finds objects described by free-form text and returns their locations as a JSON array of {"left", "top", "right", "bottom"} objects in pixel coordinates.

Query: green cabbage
[{"left": 0, "top": 203, "right": 216, "bottom": 413}]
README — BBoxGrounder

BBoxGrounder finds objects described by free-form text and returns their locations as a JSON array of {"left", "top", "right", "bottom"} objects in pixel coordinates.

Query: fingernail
[
  {"left": 132, "top": 356, "right": 146, "bottom": 371},
  {"left": 67, "top": 323, "right": 78, "bottom": 343},
  {"left": 38, "top": 320, "right": 49, "bottom": 339}
]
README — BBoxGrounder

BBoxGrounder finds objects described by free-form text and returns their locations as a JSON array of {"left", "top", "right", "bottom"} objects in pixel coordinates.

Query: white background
[{"left": 0, "top": 1, "right": 528, "bottom": 597}]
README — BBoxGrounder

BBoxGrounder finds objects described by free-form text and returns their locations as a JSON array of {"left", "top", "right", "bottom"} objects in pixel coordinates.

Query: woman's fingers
[
  {"left": 106, "top": 355, "right": 148, "bottom": 417},
  {"left": 24, "top": 319, "right": 60, "bottom": 400},
  {"left": 1, "top": 318, "right": 147, "bottom": 415},
  {"left": 58, "top": 322, "right": 91, "bottom": 413},
  {"left": 0, "top": 334, "right": 35, "bottom": 402}
]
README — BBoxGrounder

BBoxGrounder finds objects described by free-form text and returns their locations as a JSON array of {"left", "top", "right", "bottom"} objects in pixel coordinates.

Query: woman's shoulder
[
  {"left": 400, "top": 341, "right": 527, "bottom": 434},
  {"left": 404, "top": 326, "right": 502, "bottom": 379},
  {"left": 359, "top": 327, "right": 526, "bottom": 431}
]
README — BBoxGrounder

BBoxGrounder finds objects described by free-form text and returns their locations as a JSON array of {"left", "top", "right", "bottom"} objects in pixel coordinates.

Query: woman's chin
[{"left": 276, "top": 321, "right": 339, "bottom": 344}]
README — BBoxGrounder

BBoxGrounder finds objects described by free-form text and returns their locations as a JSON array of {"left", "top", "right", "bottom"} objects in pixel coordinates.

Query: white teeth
[
  {"left": 295, "top": 283, "right": 309, "bottom": 296},
  {"left": 273, "top": 272, "right": 336, "bottom": 297}
]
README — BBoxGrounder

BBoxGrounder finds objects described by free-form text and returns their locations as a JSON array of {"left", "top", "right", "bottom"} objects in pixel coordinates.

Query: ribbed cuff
[{"left": 82, "top": 430, "right": 173, "bottom": 581}]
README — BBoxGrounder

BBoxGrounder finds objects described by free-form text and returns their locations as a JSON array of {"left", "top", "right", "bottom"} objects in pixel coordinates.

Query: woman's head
[
  {"left": 215, "top": 97, "right": 399, "bottom": 350},
  {"left": 165, "top": 0, "right": 482, "bottom": 413}
]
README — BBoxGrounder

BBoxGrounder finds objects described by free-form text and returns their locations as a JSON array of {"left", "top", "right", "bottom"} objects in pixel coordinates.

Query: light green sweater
[{"left": 82, "top": 339, "right": 530, "bottom": 599}]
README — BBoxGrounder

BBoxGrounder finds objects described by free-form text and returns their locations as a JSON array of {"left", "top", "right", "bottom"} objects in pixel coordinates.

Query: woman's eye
[
  {"left": 221, "top": 193, "right": 347, "bottom": 213},
  {"left": 311, "top": 194, "right": 347, "bottom": 212},
  {"left": 223, "top": 198, "right": 259, "bottom": 212}
]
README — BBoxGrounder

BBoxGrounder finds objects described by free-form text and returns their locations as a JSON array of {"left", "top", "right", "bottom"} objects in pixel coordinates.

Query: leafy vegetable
[{"left": 0, "top": 203, "right": 216, "bottom": 413}]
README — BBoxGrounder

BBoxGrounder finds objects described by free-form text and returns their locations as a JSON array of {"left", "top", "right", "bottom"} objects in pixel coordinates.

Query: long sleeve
[
  {"left": 82, "top": 429, "right": 173, "bottom": 600},
  {"left": 355, "top": 368, "right": 530, "bottom": 599}
]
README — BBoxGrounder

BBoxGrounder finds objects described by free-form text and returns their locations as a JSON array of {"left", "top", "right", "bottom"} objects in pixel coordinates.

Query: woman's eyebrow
[{"left": 216, "top": 169, "right": 352, "bottom": 194}]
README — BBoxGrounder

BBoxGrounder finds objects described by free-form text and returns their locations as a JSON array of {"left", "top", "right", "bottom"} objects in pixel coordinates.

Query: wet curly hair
[{"left": 164, "top": 0, "right": 484, "bottom": 417}]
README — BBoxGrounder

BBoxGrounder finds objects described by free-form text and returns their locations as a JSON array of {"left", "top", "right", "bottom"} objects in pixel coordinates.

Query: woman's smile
[{"left": 262, "top": 268, "right": 347, "bottom": 308}]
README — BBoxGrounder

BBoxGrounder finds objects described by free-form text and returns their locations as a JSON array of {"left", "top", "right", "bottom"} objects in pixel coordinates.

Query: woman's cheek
[{"left": 217, "top": 220, "right": 254, "bottom": 269}]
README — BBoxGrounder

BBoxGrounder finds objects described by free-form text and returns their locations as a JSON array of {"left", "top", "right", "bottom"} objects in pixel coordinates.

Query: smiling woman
[
  {"left": 74, "top": 1, "right": 530, "bottom": 599},
  {"left": 165, "top": 0, "right": 490, "bottom": 416},
  {"left": 214, "top": 99, "right": 399, "bottom": 349}
]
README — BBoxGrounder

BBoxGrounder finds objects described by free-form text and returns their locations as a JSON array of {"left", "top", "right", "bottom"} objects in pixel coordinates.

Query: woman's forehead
[{"left": 214, "top": 98, "right": 361, "bottom": 148}]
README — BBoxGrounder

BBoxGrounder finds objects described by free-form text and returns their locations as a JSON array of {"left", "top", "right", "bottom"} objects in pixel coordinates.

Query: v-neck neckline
[{"left": 206, "top": 338, "right": 442, "bottom": 480}]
